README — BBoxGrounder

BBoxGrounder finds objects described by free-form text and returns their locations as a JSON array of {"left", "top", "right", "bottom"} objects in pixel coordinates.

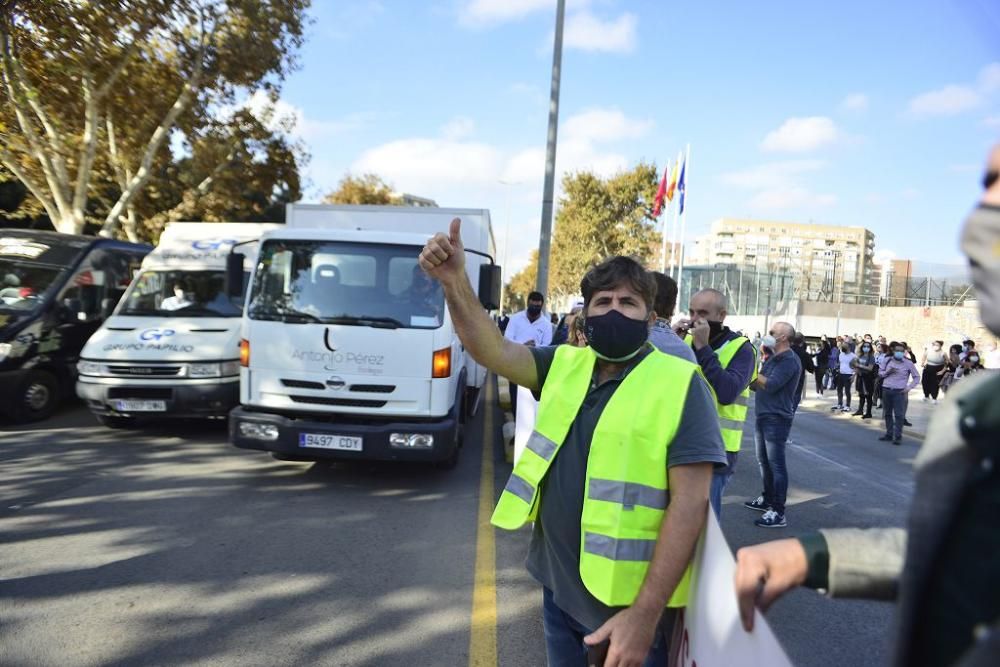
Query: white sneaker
[
  {"left": 922, "top": 396, "right": 929, "bottom": 402},
  {"left": 932, "top": 399, "right": 938, "bottom": 405},
  {"left": 841, "top": 406, "right": 851, "bottom": 412}
]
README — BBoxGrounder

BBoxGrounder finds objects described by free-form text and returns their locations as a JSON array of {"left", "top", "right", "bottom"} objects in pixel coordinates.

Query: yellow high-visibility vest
[
  {"left": 491, "top": 343, "right": 701, "bottom": 607},
  {"left": 685, "top": 334, "right": 757, "bottom": 452}
]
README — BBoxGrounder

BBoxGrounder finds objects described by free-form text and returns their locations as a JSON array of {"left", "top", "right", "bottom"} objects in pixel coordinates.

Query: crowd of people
[{"left": 417, "top": 142, "right": 1000, "bottom": 666}]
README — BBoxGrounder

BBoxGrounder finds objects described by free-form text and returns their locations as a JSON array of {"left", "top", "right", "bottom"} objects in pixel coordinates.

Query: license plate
[
  {"left": 114, "top": 400, "right": 166, "bottom": 412},
  {"left": 299, "top": 433, "right": 363, "bottom": 451}
]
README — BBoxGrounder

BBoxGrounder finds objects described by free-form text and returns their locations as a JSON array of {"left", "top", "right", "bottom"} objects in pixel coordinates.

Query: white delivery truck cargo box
[
  {"left": 77, "top": 222, "right": 279, "bottom": 427},
  {"left": 230, "top": 204, "right": 499, "bottom": 468}
]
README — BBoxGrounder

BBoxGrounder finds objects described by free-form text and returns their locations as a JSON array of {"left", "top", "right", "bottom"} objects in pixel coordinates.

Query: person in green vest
[
  {"left": 673, "top": 288, "right": 758, "bottom": 518},
  {"left": 419, "top": 223, "right": 726, "bottom": 667}
]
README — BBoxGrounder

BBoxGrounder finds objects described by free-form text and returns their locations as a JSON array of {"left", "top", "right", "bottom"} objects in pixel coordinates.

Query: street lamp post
[{"left": 498, "top": 179, "right": 520, "bottom": 314}]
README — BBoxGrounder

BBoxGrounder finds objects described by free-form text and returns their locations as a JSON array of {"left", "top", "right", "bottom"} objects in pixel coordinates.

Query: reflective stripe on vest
[
  {"left": 491, "top": 343, "right": 699, "bottom": 608},
  {"left": 685, "top": 334, "right": 757, "bottom": 453}
]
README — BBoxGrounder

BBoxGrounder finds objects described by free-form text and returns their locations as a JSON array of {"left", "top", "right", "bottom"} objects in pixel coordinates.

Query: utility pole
[{"left": 535, "top": 0, "right": 565, "bottom": 297}]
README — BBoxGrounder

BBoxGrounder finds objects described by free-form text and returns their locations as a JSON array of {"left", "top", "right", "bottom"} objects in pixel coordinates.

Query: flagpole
[
  {"left": 677, "top": 143, "right": 690, "bottom": 303},
  {"left": 668, "top": 196, "right": 680, "bottom": 279},
  {"left": 659, "top": 158, "right": 671, "bottom": 272}
]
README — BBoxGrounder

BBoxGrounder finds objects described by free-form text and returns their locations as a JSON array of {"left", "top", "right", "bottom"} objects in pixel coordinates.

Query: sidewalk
[{"left": 797, "top": 386, "right": 938, "bottom": 440}]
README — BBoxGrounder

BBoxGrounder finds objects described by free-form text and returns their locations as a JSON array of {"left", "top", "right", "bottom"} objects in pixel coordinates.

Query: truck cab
[
  {"left": 0, "top": 231, "right": 150, "bottom": 422},
  {"left": 76, "top": 222, "right": 277, "bottom": 428},
  {"left": 229, "top": 205, "right": 499, "bottom": 468}
]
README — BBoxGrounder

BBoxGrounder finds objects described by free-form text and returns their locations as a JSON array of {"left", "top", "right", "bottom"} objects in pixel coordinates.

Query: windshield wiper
[
  {"left": 322, "top": 316, "right": 403, "bottom": 329},
  {"left": 277, "top": 309, "right": 323, "bottom": 323}
]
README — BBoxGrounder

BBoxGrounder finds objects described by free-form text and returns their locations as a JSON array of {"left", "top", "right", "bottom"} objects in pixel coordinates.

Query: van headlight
[
  {"left": 0, "top": 343, "right": 11, "bottom": 362},
  {"left": 77, "top": 360, "right": 102, "bottom": 376},
  {"left": 221, "top": 360, "right": 242, "bottom": 376},
  {"left": 188, "top": 362, "right": 222, "bottom": 378}
]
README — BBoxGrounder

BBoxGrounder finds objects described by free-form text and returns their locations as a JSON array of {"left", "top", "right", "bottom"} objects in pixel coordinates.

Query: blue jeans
[
  {"left": 754, "top": 415, "right": 792, "bottom": 515},
  {"left": 541, "top": 588, "right": 673, "bottom": 666},
  {"left": 709, "top": 451, "right": 739, "bottom": 518},
  {"left": 882, "top": 388, "right": 907, "bottom": 439}
]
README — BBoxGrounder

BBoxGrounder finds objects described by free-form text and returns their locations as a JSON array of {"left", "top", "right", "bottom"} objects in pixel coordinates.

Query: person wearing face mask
[
  {"left": 419, "top": 225, "right": 726, "bottom": 666},
  {"left": 648, "top": 273, "right": 696, "bottom": 364},
  {"left": 734, "top": 141, "right": 1000, "bottom": 667},
  {"left": 743, "top": 322, "right": 802, "bottom": 529},
  {"left": 955, "top": 350, "right": 984, "bottom": 381},
  {"left": 160, "top": 281, "right": 192, "bottom": 311},
  {"left": 672, "top": 288, "right": 757, "bottom": 517},
  {"left": 832, "top": 340, "right": 857, "bottom": 413},
  {"left": 851, "top": 340, "right": 877, "bottom": 419},
  {"left": 921, "top": 340, "right": 947, "bottom": 404},
  {"left": 878, "top": 342, "right": 921, "bottom": 445},
  {"left": 503, "top": 290, "right": 552, "bottom": 417}
]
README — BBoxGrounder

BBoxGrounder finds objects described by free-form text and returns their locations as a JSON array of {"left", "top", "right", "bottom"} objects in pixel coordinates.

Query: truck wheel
[
  {"left": 435, "top": 423, "right": 464, "bottom": 470},
  {"left": 97, "top": 415, "right": 136, "bottom": 429},
  {"left": 11, "top": 370, "right": 58, "bottom": 423}
]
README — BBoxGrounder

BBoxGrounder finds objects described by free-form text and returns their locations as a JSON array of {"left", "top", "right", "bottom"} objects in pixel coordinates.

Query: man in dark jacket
[{"left": 791, "top": 333, "right": 815, "bottom": 412}]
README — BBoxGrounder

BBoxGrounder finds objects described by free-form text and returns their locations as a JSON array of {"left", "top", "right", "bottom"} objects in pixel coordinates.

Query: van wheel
[
  {"left": 11, "top": 370, "right": 58, "bottom": 423},
  {"left": 97, "top": 415, "right": 136, "bottom": 429},
  {"left": 435, "top": 423, "right": 463, "bottom": 470}
]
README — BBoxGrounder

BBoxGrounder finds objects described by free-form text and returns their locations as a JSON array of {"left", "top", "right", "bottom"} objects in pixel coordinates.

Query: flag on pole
[
  {"left": 665, "top": 159, "right": 680, "bottom": 202},
  {"left": 678, "top": 159, "right": 687, "bottom": 214},
  {"left": 653, "top": 161, "right": 669, "bottom": 217}
]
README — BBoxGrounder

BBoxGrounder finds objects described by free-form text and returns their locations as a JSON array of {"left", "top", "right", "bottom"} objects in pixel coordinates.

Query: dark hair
[
  {"left": 580, "top": 256, "right": 655, "bottom": 311},
  {"left": 964, "top": 339, "right": 976, "bottom": 348},
  {"left": 528, "top": 291, "right": 544, "bottom": 304},
  {"left": 950, "top": 343, "right": 964, "bottom": 355},
  {"left": 651, "top": 272, "right": 678, "bottom": 319}
]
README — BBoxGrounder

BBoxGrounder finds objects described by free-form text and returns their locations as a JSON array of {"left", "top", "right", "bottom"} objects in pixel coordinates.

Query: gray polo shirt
[{"left": 524, "top": 344, "right": 726, "bottom": 630}]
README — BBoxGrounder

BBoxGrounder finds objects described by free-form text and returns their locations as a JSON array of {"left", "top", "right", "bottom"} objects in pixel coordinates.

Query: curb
[{"left": 797, "top": 401, "right": 926, "bottom": 441}]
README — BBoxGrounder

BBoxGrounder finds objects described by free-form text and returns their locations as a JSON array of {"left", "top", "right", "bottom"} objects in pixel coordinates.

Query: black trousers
[
  {"left": 922, "top": 364, "right": 944, "bottom": 399},
  {"left": 837, "top": 373, "right": 853, "bottom": 407},
  {"left": 815, "top": 366, "right": 828, "bottom": 393}
]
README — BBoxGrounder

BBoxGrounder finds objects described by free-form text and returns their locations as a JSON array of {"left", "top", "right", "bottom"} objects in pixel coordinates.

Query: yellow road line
[{"left": 469, "top": 379, "right": 497, "bottom": 667}]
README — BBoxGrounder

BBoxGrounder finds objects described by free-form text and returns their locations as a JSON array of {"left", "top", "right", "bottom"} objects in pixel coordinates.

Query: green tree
[
  {"left": 510, "top": 163, "right": 663, "bottom": 303},
  {"left": 323, "top": 173, "right": 402, "bottom": 205},
  {"left": 0, "top": 0, "right": 309, "bottom": 238},
  {"left": 504, "top": 249, "right": 538, "bottom": 313}
]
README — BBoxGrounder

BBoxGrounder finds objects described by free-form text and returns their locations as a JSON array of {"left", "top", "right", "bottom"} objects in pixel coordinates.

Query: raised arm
[{"left": 419, "top": 218, "right": 539, "bottom": 390}]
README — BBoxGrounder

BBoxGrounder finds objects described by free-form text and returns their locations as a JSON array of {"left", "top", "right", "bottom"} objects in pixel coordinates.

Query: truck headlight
[
  {"left": 77, "top": 360, "right": 102, "bottom": 376},
  {"left": 188, "top": 362, "right": 222, "bottom": 378},
  {"left": 389, "top": 433, "right": 434, "bottom": 449},
  {"left": 0, "top": 343, "right": 11, "bottom": 362}
]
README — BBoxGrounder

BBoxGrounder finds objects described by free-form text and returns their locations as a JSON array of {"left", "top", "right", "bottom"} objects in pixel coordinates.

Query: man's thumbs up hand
[{"left": 420, "top": 217, "right": 466, "bottom": 285}]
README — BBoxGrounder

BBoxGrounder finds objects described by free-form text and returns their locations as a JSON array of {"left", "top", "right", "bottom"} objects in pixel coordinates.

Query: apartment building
[{"left": 689, "top": 218, "right": 876, "bottom": 301}]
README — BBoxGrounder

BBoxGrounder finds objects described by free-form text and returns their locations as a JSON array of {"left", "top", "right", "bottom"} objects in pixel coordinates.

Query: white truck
[
  {"left": 77, "top": 222, "right": 278, "bottom": 427},
  {"left": 228, "top": 204, "right": 500, "bottom": 468}
]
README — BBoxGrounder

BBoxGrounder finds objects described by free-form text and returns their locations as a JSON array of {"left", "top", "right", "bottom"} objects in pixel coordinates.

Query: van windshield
[
  {"left": 0, "top": 260, "right": 63, "bottom": 312},
  {"left": 248, "top": 240, "right": 443, "bottom": 329},
  {"left": 118, "top": 270, "right": 242, "bottom": 317}
]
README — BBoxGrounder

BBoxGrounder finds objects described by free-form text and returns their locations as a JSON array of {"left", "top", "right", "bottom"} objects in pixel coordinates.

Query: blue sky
[{"left": 255, "top": 0, "right": 1000, "bottom": 275}]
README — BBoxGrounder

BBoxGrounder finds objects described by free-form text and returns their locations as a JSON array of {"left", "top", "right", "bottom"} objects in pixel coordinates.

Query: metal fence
[{"left": 676, "top": 264, "right": 974, "bottom": 315}]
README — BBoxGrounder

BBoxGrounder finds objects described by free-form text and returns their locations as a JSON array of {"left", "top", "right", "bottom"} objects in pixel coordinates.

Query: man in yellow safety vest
[
  {"left": 419, "top": 221, "right": 725, "bottom": 667},
  {"left": 674, "top": 288, "right": 757, "bottom": 517}
]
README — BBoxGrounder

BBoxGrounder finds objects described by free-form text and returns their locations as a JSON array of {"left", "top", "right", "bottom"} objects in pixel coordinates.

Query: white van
[
  {"left": 77, "top": 222, "right": 278, "bottom": 427},
  {"left": 228, "top": 204, "right": 500, "bottom": 469}
]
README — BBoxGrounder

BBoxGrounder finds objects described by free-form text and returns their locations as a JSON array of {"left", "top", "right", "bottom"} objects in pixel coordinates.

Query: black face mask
[
  {"left": 527, "top": 304, "right": 542, "bottom": 318},
  {"left": 584, "top": 309, "right": 649, "bottom": 362},
  {"left": 707, "top": 320, "right": 724, "bottom": 338}
]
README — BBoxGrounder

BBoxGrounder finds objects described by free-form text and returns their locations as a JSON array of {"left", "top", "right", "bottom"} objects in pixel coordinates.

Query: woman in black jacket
[{"left": 813, "top": 338, "right": 831, "bottom": 396}]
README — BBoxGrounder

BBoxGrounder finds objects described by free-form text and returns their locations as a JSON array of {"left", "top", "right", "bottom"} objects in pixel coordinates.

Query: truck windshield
[
  {"left": 0, "top": 260, "right": 63, "bottom": 312},
  {"left": 118, "top": 270, "right": 242, "bottom": 317},
  {"left": 248, "top": 240, "right": 444, "bottom": 329}
]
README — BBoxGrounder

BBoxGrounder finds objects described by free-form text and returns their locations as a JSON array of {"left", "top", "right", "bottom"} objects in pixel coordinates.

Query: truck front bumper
[
  {"left": 229, "top": 405, "right": 460, "bottom": 463},
  {"left": 77, "top": 378, "right": 239, "bottom": 419}
]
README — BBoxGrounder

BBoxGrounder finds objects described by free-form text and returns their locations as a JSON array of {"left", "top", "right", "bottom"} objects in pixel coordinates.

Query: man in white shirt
[
  {"left": 984, "top": 341, "right": 1000, "bottom": 370},
  {"left": 160, "top": 282, "right": 192, "bottom": 311},
  {"left": 503, "top": 291, "right": 552, "bottom": 415}
]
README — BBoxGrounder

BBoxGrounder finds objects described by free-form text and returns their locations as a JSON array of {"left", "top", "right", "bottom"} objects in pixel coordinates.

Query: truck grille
[
  {"left": 108, "top": 387, "right": 173, "bottom": 399},
  {"left": 349, "top": 384, "right": 396, "bottom": 393},
  {"left": 107, "top": 365, "right": 182, "bottom": 377},
  {"left": 288, "top": 395, "right": 387, "bottom": 408},
  {"left": 281, "top": 379, "right": 326, "bottom": 390}
]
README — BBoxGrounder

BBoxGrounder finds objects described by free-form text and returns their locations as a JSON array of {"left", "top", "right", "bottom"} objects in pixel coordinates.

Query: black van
[{"left": 0, "top": 230, "right": 150, "bottom": 422}]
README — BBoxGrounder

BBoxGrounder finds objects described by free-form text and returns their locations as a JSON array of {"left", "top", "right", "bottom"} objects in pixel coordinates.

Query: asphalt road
[{"left": 1, "top": 382, "right": 915, "bottom": 666}]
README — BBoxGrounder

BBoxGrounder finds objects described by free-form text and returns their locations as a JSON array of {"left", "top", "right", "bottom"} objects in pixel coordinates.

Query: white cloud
[
  {"left": 908, "top": 84, "right": 981, "bottom": 117},
  {"left": 760, "top": 117, "right": 839, "bottom": 153},
  {"left": 840, "top": 93, "right": 868, "bottom": 112},
  {"left": 722, "top": 160, "right": 835, "bottom": 211},
  {"left": 353, "top": 138, "right": 504, "bottom": 192},
  {"left": 563, "top": 11, "right": 638, "bottom": 54},
  {"left": 459, "top": 0, "right": 589, "bottom": 26},
  {"left": 234, "top": 90, "right": 372, "bottom": 141},
  {"left": 984, "top": 115, "right": 1000, "bottom": 128}
]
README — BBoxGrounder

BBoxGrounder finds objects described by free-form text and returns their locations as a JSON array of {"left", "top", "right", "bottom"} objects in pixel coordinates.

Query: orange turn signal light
[
  {"left": 240, "top": 338, "right": 250, "bottom": 367},
  {"left": 432, "top": 347, "right": 451, "bottom": 378}
]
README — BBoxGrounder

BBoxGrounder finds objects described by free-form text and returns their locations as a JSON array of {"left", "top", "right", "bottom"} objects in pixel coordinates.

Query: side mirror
[
  {"left": 225, "top": 252, "right": 245, "bottom": 298},
  {"left": 478, "top": 264, "right": 501, "bottom": 311}
]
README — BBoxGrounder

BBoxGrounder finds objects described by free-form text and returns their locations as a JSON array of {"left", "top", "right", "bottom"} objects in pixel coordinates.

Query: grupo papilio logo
[{"left": 139, "top": 328, "right": 176, "bottom": 342}]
